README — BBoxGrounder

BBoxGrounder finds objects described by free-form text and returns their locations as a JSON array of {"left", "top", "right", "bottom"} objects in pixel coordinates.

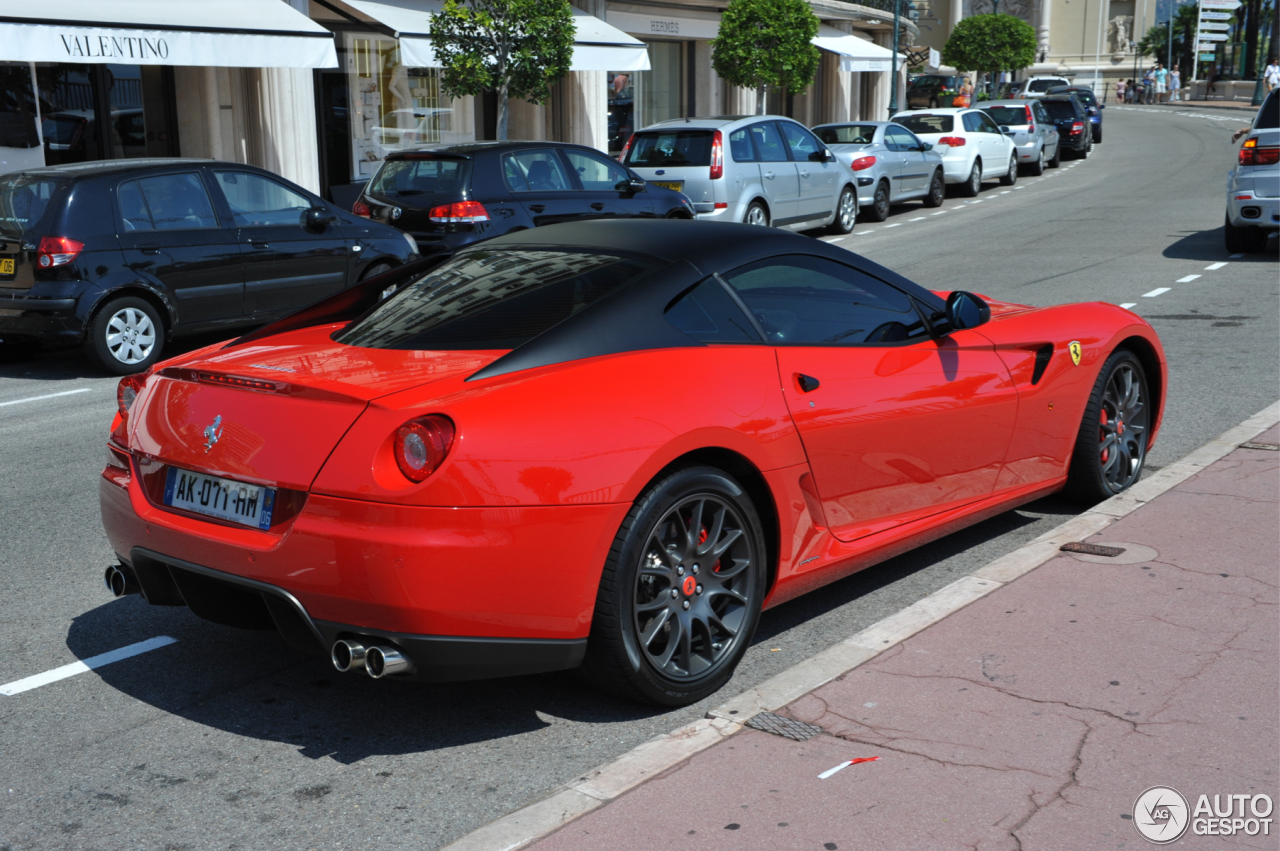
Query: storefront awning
[
  {"left": 0, "top": 0, "right": 338, "bottom": 68},
  {"left": 341, "top": 0, "right": 650, "bottom": 72},
  {"left": 813, "top": 26, "right": 902, "bottom": 73}
]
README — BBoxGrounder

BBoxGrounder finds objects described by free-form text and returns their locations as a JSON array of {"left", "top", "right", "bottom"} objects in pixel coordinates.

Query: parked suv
[
  {"left": 979, "top": 100, "right": 1061, "bottom": 174},
  {"left": 1225, "top": 88, "right": 1279, "bottom": 253},
  {"left": 355, "top": 141, "right": 695, "bottom": 254},
  {"left": 0, "top": 159, "right": 417, "bottom": 374},
  {"left": 1038, "top": 95, "right": 1094, "bottom": 159},
  {"left": 1047, "top": 85, "right": 1104, "bottom": 142},
  {"left": 620, "top": 116, "right": 859, "bottom": 234}
]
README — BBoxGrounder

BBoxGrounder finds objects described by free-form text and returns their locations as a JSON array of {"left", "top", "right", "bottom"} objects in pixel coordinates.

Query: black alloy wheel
[
  {"left": 999, "top": 153, "right": 1018, "bottom": 186},
  {"left": 958, "top": 160, "right": 982, "bottom": 197},
  {"left": 864, "top": 180, "right": 891, "bottom": 222},
  {"left": 1065, "top": 350, "right": 1151, "bottom": 502},
  {"left": 923, "top": 169, "right": 945, "bottom": 207},
  {"left": 581, "top": 466, "right": 766, "bottom": 706},
  {"left": 828, "top": 185, "right": 857, "bottom": 234}
]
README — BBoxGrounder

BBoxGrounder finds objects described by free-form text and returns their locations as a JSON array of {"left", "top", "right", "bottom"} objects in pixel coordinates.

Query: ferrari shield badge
[{"left": 1068, "top": 341, "right": 1083, "bottom": 366}]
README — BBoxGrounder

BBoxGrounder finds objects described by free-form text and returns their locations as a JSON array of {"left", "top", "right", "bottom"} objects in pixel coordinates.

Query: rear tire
[
  {"left": 1224, "top": 214, "right": 1270, "bottom": 253},
  {"left": 958, "top": 160, "right": 981, "bottom": 197},
  {"left": 922, "top": 169, "right": 945, "bottom": 207},
  {"left": 999, "top": 154, "right": 1018, "bottom": 185},
  {"left": 929, "top": 96, "right": 939, "bottom": 109},
  {"left": 828, "top": 185, "right": 857, "bottom": 234},
  {"left": 1026, "top": 145, "right": 1046, "bottom": 176},
  {"left": 580, "top": 466, "right": 767, "bottom": 706},
  {"left": 85, "top": 296, "right": 165, "bottom": 376},
  {"left": 863, "top": 180, "right": 891, "bottom": 221},
  {"left": 1048, "top": 142, "right": 1062, "bottom": 168},
  {"left": 743, "top": 201, "right": 769, "bottom": 227},
  {"left": 1064, "top": 349, "right": 1151, "bottom": 503}
]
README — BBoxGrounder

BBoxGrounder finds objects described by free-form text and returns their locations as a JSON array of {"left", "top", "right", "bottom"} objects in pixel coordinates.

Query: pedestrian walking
[
  {"left": 1115, "top": 79, "right": 1126, "bottom": 103},
  {"left": 1143, "top": 66, "right": 1157, "bottom": 103},
  {"left": 1265, "top": 57, "right": 1280, "bottom": 94},
  {"left": 1169, "top": 67, "right": 1181, "bottom": 102},
  {"left": 1206, "top": 67, "right": 1219, "bottom": 99},
  {"left": 1154, "top": 63, "right": 1169, "bottom": 103}
]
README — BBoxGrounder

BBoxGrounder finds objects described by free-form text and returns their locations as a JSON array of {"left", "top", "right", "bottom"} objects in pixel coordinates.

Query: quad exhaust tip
[
  {"left": 331, "top": 639, "right": 415, "bottom": 679},
  {"left": 104, "top": 564, "right": 138, "bottom": 598}
]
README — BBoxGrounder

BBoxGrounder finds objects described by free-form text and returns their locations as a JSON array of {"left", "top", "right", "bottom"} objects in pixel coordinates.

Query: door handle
[
  {"left": 799, "top": 171, "right": 810, "bottom": 178},
  {"left": 139, "top": 244, "right": 160, "bottom": 255},
  {"left": 590, "top": 203, "right": 604, "bottom": 211},
  {"left": 248, "top": 239, "right": 269, "bottom": 248},
  {"left": 764, "top": 171, "right": 775, "bottom": 179},
  {"left": 528, "top": 205, "right": 546, "bottom": 213},
  {"left": 796, "top": 373, "right": 821, "bottom": 393}
]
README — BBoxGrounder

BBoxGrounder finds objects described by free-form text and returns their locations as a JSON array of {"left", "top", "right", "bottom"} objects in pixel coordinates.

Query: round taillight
[
  {"left": 393, "top": 415, "right": 455, "bottom": 483},
  {"left": 117, "top": 374, "right": 146, "bottom": 419}
]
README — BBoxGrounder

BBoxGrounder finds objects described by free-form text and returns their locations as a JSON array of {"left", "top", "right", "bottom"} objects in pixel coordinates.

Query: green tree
[
  {"left": 429, "top": 0, "right": 574, "bottom": 140},
  {"left": 711, "top": 0, "right": 820, "bottom": 115},
  {"left": 942, "top": 13, "right": 1037, "bottom": 92}
]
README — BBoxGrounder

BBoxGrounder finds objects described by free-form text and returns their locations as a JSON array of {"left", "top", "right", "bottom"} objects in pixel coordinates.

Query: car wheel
[
  {"left": 828, "top": 185, "right": 857, "bottom": 234},
  {"left": 923, "top": 169, "right": 945, "bottom": 207},
  {"left": 863, "top": 180, "right": 891, "bottom": 222},
  {"left": 1094, "top": 126, "right": 1103, "bottom": 143},
  {"left": 1064, "top": 349, "right": 1150, "bottom": 503},
  {"left": 359, "top": 262, "right": 393, "bottom": 282},
  {"left": 743, "top": 201, "right": 769, "bottom": 227},
  {"left": 1048, "top": 142, "right": 1062, "bottom": 169},
  {"left": 958, "top": 160, "right": 981, "bottom": 197},
  {"left": 1027, "top": 146, "right": 1046, "bottom": 176},
  {"left": 999, "top": 153, "right": 1018, "bottom": 185},
  {"left": 1224, "top": 213, "right": 1270, "bottom": 253},
  {"left": 85, "top": 296, "right": 164, "bottom": 376},
  {"left": 580, "top": 465, "right": 767, "bottom": 706}
]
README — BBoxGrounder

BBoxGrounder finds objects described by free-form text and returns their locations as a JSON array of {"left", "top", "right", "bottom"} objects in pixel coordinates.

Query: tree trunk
[
  {"left": 756, "top": 83, "right": 767, "bottom": 115},
  {"left": 497, "top": 80, "right": 509, "bottom": 141}
]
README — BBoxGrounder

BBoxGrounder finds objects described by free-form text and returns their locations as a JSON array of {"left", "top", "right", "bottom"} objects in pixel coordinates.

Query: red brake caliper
[
  {"left": 698, "top": 527, "right": 722, "bottom": 573},
  {"left": 1100, "top": 409, "right": 1109, "bottom": 463}
]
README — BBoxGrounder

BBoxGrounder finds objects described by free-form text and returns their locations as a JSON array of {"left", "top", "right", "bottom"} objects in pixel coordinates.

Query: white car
[
  {"left": 890, "top": 108, "right": 1019, "bottom": 197},
  {"left": 1225, "top": 88, "right": 1278, "bottom": 253},
  {"left": 1019, "top": 77, "right": 1071, "bottom": 98}
]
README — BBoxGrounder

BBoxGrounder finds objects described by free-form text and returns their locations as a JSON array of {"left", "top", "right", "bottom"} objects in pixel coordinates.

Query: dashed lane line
[
  {"left": 1120, "top": 303, "right": 1137, "bottom": 309},
  {"left": 1176, "top": 274, "right": 1202, "bottom": 283},
  {"left": 1205, "top": 262, "right": 1228, "bottom": 270},
  {"left": 1143, "top": 287, "right": 1172, "bottom": 297},
  {"left": 0, "top": 388, "right": 92, "bottom": 408},
  {"left": 883, "top": 223, "right": 902, "bottom": 228},
  {"left": 908, "top": 217, "right": 926, "bottom": 221},
  {"left": 0, "top": 637, "right": 178, "bottom": 696}
]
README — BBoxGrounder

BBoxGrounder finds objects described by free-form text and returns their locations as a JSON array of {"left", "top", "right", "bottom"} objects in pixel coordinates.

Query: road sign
[
  {"left": 1198, "top": 52, "right": 1218, "bottom": 60},
  {"left": 1199, "top": 0, "right": 1241, "bottom": 9},
  {"left": 1198, "top": 21, "right": 1231, "bottom": 29},
  {"left": 1199, "top": 10, "right": 1232, "bottom": 19}
]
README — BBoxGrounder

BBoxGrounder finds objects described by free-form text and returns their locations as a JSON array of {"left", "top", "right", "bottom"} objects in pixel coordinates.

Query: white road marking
[
  {"left": 1120, "top": 303, "right": 1137, "bottom": 310},
  {"left": 1229, "top": 253, "right": 1244, "bottom": 259},
  {"left": 1176, "top": 274, "right": 1201, "bottom": 283},
  {"left": 931, "top": 211, "right": 948, "bottom": 215},
  {"left": 908, "top": 217, "right": 926, "bottom": 221},
  {"left": 968, "top": 199, "right": 983, "bottom": 204},
  {"left": 1014, "top": 186, "right": 1026, "bottom": 190},
  {"left": 883, "top": 223, "right": 902, "bottom": 228},
  {"left": 1142, "top": 287, "right": 1171, "bottom": 298},
  {"left": 1205, "top": 262, "right": 1227, "bottom": 270},
  {"left": 0, "top": 388, "right": 92, "bottom": 408},
  {"left": 0, "top": 636, "right": 178, "bottom": 696},
  {"left": 1000, "top": 190, "right": 1011, "bottom": 194}
]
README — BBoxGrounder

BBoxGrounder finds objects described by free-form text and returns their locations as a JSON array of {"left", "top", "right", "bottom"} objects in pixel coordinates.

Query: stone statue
[{"left": 1110, "top": 16, "right": 1132, "bottom": 54}]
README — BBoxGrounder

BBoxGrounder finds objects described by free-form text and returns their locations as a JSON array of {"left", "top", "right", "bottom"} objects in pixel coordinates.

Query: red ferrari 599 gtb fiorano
[{"left": 100, "top": 220, "right": 1166, "bottom": 705}]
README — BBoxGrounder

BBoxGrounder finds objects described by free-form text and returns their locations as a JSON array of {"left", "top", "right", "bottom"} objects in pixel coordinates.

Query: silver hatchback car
[
  {"left": 620, "top": 115, "right": 860, "bottom": 234},
  {"left": 812, "top": 121, "right": 946, "bottom": 221},
  {"left": 979, "top": 100, "right": 1061, "bottom": 175}
]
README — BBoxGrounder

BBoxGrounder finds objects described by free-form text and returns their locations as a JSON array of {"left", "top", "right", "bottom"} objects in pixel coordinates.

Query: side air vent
[{"left": 1030, "top": 344, "right": 1054, "bottom": 385}]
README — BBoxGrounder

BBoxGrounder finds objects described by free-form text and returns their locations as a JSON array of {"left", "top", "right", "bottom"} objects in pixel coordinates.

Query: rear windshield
[
  {"left": 982, "top": 106, "right": 1032, "bottom": 126},
  {"left": 814, "top": 125, "right": 879, "bottom": 145},
  {"left": 1050, "top": 87, "right": 1096, "bottom": 105},
  {"left": 1041, "top": 100, "right": 1078, "bottom": 121},
  {"left": 894, "top": 114, "right": 953, "bottom": 134},
  {"left": 1254, "top": 90, "right": 1278, "bottom": 129},
  {"left": 0, "top": 174, "right": 65, "bottom": 236},
  {"left": 335, "top": 250, "right": 655, "bottom": 351},
  {"left": 624, "top": 131, "right": 713, "bottom": 167},
  {"left": 1027, "top": 79, "right": 1068, "bottom": 92},
  {"left": 369, "top": 157, "right": 470, "bottom": 198},
  {"left": 909, "top": 75, "right": 951, "bottom": 89}
]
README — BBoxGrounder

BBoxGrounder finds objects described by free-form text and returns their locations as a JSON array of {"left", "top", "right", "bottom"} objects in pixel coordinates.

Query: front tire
[
  {"left": 923, "top": 169, "right": 945, "bottom": 207},
  {"left": 1224, "top": 213, "right": 1270, "bottom": 253},
  {"left": 863, "top": 180, "right": 891, "bottom": 221},
  {"left": 1064, "top": 349, "right": 1151, "bottom": 503},
  {"left": 85, "top": 296, "right": 165, "bottom": 376},
  {"left": 828, "top": 186, "right": 857, "bottom": 234},
  {"left": 999, "top": 153, "right": 1018, "bottom": 185},
  {"left": 580, "top": 466, "right": 766, "bottom": 706},
  {"left": 958, "top": 160, "right": 981, "bottom": 197}
]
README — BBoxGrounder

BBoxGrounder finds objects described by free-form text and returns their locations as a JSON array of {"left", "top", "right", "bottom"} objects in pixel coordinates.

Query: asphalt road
[{"left": 1, "top": 105, "right": 1276, "bottom": 851}]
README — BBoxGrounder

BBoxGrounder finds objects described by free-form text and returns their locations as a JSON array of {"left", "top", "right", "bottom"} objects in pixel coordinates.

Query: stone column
[
  {"left": 867, "top": 33, "right": 893, "bottom": 120},
  {"left": 826, "top": 22, "right": 856, "bottom": 123},
  {"left": 951, "top": 0, "right": 964, "bottom": 35},
  {"left": 696, "top": 41, "right": 720, "bottom": 116},
  {"left": 1037, "top": 0, "right": 1051, "bottom": 60}
]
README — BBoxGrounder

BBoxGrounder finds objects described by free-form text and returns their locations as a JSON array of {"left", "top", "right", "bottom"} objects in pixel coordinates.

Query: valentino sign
[{"left": 60, "top": 32, "right": 170, "bottom": 60}]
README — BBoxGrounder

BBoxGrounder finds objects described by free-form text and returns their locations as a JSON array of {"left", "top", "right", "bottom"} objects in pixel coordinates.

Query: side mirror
[
  {"left": 921, "top": 142, "right": 933, "bottom": 151},
  {"left": 1099, "top": 103, "right": 1106, "bottom": 109},
  {"left": 627, "top": 176, "right": 646, "bottom": 191},
  {"left": 305, "top": 206, "right": 338, "bottom": 228},
  {"left": 944, "top": 291, "right": 991, "bottom": 331}
]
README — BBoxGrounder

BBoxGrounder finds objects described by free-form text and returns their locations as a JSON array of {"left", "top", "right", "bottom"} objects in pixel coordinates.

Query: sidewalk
[{"left": 526, "top": 424, "right": 1280, "bottom": 849}]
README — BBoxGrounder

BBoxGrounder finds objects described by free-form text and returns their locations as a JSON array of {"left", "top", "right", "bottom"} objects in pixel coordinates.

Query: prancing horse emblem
[
  {"left": 203, "top": 415, "right": 224, "bottom": 453},
  {"left": 1068, "top": 341, "right": 1083, "bottom": 367}
]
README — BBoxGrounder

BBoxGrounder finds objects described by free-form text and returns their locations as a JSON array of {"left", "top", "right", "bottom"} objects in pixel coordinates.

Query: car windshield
[
  {"left": 369, "top": 157, "right": 470, "bottom": 197},
  {"left": 894, "top": 114, "right": 954, "bottom": 134},
  {"left": 335, "top": 249, "right": 656, "bottom": 351},
  {"left": 814, "top": 125, "right": 879, "bottom": 145},
  {"left": 1041, "top": 100, "right": 1078, "bottom": 121},
  {"left": 624, "top": 131, "right": 713, "bottom": 167},
  {"left": 0, "top": 174, "right": 65, "bottom": 236},
  {"left": 983, "top": 106, "right": 1031, "bottom": 126},
  {"left": 1028, "top": 79, "right": 1067, "bottom": 92}
]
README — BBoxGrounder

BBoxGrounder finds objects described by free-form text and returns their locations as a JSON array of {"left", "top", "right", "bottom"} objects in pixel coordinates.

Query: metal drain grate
[
  {"left": 1060, "top": 542, "right": 1127, "bottom": 557},
  {"left": 745, "top": 712, "right": 824, "bottom": 741},
  {"left": 1240, "top": 442, "right": 1280, "bottom": 451}
]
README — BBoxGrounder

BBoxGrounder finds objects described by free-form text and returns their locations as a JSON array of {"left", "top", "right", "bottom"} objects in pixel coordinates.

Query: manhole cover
[
  {"left": 1061, "top": 542, "right": 1127, "bottom": 557},
  {"left": 745, "top": 712, "right": 823, "bottom": 741},
  {"left": 1240, "top": 442, "right": 1280, "bottom": 451}
]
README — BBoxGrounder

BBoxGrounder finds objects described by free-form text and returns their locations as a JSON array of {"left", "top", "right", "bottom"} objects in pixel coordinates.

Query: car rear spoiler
[{"left": 223, "top": 252, "right": 453, "bottom": 349}]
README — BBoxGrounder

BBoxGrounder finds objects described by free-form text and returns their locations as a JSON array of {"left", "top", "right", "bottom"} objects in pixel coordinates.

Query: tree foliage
[
  {"left": 942, "top": 13, "right": 1037, "bottom": 72},
  {"left": 711, "top": 0, "right": 820, "bottom": 115},
  {"left": 430, "top": 0, "right": 574, "bottom": 140}
]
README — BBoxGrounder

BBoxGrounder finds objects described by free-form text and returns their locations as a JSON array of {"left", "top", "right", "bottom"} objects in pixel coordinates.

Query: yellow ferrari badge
[{"left": 1068, "top": 341, "right": 1082, "bottom": 366}]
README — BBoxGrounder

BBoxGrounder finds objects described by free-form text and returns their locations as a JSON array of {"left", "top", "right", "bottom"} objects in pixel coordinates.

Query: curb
[{"left": 440, "top": 401, "right": 1280, "bottom": 851}]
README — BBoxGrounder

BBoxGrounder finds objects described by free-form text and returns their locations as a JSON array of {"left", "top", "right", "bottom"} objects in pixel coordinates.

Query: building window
[{"left": 608, "top": 40, "right": 685, "bottom": 155}]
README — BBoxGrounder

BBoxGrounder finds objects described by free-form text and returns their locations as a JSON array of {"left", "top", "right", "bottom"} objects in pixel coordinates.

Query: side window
[
  {"left": 131, "top": 173, "right": 218, "bottom": 230},
  {"left": 749, "top": 122, "right": 789, "bottom": 163},
  {"left": 778, "top": 122, "right": 822, "bottom": 161},
  {"left": 213, "top": 171, "right": 312, "bottom": 227},
  {"left": 665, "top": 278, "right": 760, "bottom": 343},
  {"left": 720, "top": 254, "right": 928, "bottom": 345},
  {"left": 502, "top": 150, "right": 571, "bottom": 192},
  {"left": 1032, "top": 102, "right": 1048, "bottom": 125},
  {"left": 563, "top": 149, "right": 630, "bottom": 191},
  {"left": 117, "top": 180, "right": 153, "bottom": 231},
  {"left": 885, "top": 126, "right": 914, "bottom": 152},
  {"left": 978, "top": 113, "right": 1001, "bottom": 134},
  {"left": 962, "top": 112, "right": 982, "bottom": 133},
  {"left": 728, "top": 127, "right": 756, "bottom": 162}
]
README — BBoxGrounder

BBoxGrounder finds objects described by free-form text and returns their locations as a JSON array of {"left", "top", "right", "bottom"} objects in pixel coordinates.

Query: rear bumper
[
  {"left": 1015, "top": 140, "right": 1041, "bottom": 160},
  {"left": 940, "top": 155, "right": 975, "bottom": 183},
  {"left": 0, "top": 295, "right": 82, "bottom": 343},
  {"left": 1227, "top": 194, "right": 1280, "bottom": 229}
]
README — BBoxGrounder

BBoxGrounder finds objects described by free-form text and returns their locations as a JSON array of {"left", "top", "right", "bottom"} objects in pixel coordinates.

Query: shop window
[{"left": 608, "top": 40, "right": 684, "bottom": 155}]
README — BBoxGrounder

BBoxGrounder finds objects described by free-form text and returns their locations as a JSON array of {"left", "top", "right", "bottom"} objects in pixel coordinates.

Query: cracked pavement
[{"left": 529, "top": 427, "right": 1279, "bottom": 850}]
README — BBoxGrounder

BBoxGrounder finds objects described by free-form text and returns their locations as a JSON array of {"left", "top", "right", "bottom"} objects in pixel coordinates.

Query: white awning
[
  {"left": 342, "top": 0, "right": 649, "bottom": 72},
  {"left": 0, "top": 0, "right": 338, "bottom": 68},
  {"left": 813, "top": 26, "right": 902, "bottom": 73}
]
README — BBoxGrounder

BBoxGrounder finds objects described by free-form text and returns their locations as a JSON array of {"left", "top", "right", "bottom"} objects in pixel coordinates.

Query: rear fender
[{"left": 75, "top": 273, "right": 178, "bottom": 338}]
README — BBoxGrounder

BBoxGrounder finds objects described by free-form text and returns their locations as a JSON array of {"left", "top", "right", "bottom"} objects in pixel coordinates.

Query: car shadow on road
[{"left": 1162, "top": 226, "right": 1279, "bottom": 262}]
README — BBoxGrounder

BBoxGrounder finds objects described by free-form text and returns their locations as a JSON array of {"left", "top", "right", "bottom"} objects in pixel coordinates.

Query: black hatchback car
[
  {"left": 0, "top": 159, "right": 417, "bottom": 374},
  {"left": 1038, "top": 95, "right": 1094, "bottom": 159},
  {"left": 354, "top": 141, "right": 695, "bottom": 254}
]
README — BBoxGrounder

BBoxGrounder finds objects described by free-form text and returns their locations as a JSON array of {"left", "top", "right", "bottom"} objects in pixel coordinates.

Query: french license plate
[
  {"left": 0, "top": 259, "right": 13, "bottom": 275},
  {"left": 651, "top": 180, "right": 683, "bottom": 192},
  {"left": 164, "top": 467, "right": 275, "bottom": 530}
]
